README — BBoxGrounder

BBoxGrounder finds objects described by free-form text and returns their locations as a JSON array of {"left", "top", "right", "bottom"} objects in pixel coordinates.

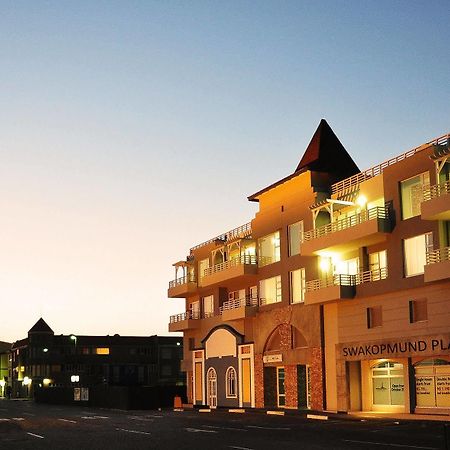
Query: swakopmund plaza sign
[{"left": 338, "top": 334, "right": 450, "bottom": 361}]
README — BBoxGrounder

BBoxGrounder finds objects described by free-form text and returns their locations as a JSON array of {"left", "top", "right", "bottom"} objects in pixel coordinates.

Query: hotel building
[{"left": 168, "top": 120, "right": 450, "bottom": 415}]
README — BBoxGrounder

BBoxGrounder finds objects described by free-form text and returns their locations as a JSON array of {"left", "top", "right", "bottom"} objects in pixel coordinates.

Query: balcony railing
[
  {"left": 190, "top": 222, "right": 252, "bottom": 252},
  {"left": 203, "top": 254, "right": 257, "bottom": 277},
  {"left": 259, "top": 297, "right": 281, "bottom": 306},
  {"left": 168, "top": 273, "right": 196, "bottom": 289},
  {"left": 355, "top": 267, "right": 388, "bottom": 284},
  {"left": 169, "top": 311, "right": 200, "bottom": 323},
  {"left": 422, "top": 180, "right": 450, "bottom": 202},
  {"left": 306, "top": 269, "right": 388, "bottom": 292},
  {"left": 305, "top": 274, "right": 356, "bottom": 292},
  {"left": 303, "top": 206, "right": 390, "bottom": 241},
  {"left": 331, "top": 133, "right": 450, "bottom": 195},
  {"left": 219, "top": 296, "right": 258, "bottom": 314},
  {"left": 426, "top": 246, "right": 450, "bottom": 265}
]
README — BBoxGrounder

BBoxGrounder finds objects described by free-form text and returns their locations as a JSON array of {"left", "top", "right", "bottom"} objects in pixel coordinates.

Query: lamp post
[{"left": 70, "top": 335, "right": 78, "bottom": 385}]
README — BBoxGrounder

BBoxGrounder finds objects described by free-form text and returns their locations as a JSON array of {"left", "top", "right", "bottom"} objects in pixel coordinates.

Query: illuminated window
[
  {"left": 258, "top": 231, "right": 280, "bottom": 266},
  {"left": 94, "top": 348, "right": 110, "bottom": 355},
  {"left": 369, "top": 250, "right": 387, "bottom": 280},
  {"left": 372, "top": 361, "right": 404, "bottom": 406},
  {"left": 259, "top": 275, "right": 282, "bottom": 305},
  {"left": 288, "top": 221, "right": 304, "bottom": 256},
  {"left": 202, "top": 295, "right": 214, "bottom": 318},
  {"left": 226, "top": 367, "right": 237, "bottom": 398},
  {"left": 403, "top": 233, "right": 433, "bottom": 277},
  {"left": 290, "top": 268, "right": 305, "bottom": 304},
  {"left": 400, "top": 172, "right": 429, "bottom": 219}
]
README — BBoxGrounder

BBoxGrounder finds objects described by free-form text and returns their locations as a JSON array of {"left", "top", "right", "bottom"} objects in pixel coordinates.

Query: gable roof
[
  {"left": 28, "top": 318, "right": 54, "bottom": 335},
  {"left": 248, "top": 119, "right": 359, "bottom": 202}
]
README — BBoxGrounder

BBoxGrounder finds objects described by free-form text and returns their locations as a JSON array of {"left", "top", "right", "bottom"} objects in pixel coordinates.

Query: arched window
[{"left": 226, "top": 366, "right": 237, "bottom": 398}]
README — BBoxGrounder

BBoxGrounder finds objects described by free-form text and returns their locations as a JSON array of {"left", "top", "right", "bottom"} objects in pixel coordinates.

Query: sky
[{"left": 0, "top": 1, "right": 449, "bottom": 342}]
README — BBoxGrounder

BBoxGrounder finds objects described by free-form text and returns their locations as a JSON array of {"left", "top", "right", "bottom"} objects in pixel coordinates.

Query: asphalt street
[{"left": 0, "top": 400, "right": 448, "bottom": 450}]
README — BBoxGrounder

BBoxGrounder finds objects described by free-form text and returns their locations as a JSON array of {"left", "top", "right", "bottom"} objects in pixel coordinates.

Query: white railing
[
  {"left": 355, "top": 267, "right": 388, "bottom": 284},
  {"left": 257, "top": 256, "right": 273, "bottom": 267},
  {"left": 331, "top": 133, "right": 450, "bottom": 195},
  {"left": 422, "top": 179, "right": 450, "bottom": 202},
  {"left": 169, "top": 311, "right": 200, "bottom": 323},
  {"left": 190, "top": 222, "right": 252, "bottom": 252},
  {"left": 203, "top": 254, "right": 257, "bottom": 277},
  {"left": 219, "top": 296, "right": 258, "bottom": 314},
  {"left": 303, "top": 206, "right": 390, "bottom": 241},
  {"left": 426, "top": 247, "right": 450, "bottom": 265},
  {"left": 168, "top": 274, "right": 196, "bottom": 289},
  {"left": 305, "top": 274, "right": 356, "bottom": 291},
  {"left": 258, "top": 297, "right": 282, "bottom": 306}
]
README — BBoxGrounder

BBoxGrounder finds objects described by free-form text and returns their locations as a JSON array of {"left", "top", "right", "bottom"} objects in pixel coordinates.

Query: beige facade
[{"left": 168, "top": 121, "right": 450, "bottom": 415}]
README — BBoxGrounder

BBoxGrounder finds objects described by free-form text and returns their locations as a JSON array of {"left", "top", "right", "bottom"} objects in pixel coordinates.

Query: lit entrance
[
  {"left": 372, "top": 361, "right": 404, "bottom": 409},
  {"left": 207, "top": 367, "right": 217, "bottom": 408}
]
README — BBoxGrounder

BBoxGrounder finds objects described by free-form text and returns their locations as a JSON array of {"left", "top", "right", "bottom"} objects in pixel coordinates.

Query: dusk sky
[{"left": 1, "top": 1, "right": 449, "bottom": 342}]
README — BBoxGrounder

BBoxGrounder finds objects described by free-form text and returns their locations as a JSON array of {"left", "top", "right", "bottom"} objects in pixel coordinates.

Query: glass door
[{"left": 277, "top": 367, "right": 285, "bottom": 407}]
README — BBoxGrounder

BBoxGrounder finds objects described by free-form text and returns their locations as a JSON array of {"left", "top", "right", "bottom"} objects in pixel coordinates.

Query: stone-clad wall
[
  {"left": 310, "top": 347, "right": 324, "bottom": 410},
  {"left": 254, "top": 354, "right": 264, "bottom": 408},
  {"left": 285, "top": 365, "right": 298, "bottom": 408}
]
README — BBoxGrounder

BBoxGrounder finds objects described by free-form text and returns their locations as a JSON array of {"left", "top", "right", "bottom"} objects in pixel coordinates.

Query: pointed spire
[
  {"left": 295, "top": 119, "right": 359, "bottom": 178},
  {"left": 28, "top": 318, "right": 54, "bottom": 335}
]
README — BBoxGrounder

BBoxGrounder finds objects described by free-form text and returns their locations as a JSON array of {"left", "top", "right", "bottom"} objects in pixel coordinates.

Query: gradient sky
[{"left": 1, "top": 1, "right": 449, "bottom": 342}]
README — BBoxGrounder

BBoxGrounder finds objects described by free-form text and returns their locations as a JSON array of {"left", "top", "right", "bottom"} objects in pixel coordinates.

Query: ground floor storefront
[{"left": 335, "top": 334, "right": 450, "bottom": 415}]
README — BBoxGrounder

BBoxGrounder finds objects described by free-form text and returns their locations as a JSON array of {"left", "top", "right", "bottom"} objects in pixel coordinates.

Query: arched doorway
[{"left": 207, "top": 367, "right": 217, "bottom": 408}]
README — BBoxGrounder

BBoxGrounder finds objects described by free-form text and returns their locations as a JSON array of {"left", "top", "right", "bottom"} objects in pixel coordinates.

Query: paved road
[{"left": 0, "top": 400, "right": 448, "bottom": 449}]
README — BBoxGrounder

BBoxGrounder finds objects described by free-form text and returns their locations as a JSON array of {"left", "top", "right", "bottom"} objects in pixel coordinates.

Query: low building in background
[
  {"left": 10, "top": 318, "right": 184, "bottom": 405},
  {"left": 0, "top": 341, "right": 11, "bottom": 398},
  {"left": 168, "top": 120, "right": 450, "bottom": 415}
]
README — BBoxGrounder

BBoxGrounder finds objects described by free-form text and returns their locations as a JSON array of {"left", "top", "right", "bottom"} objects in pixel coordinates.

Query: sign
[
  {"left": 263, "top": 354, "right": 282, "bottom": 363},
  {"left": 339, "top": 334, "right": 450, "bottom": 361}
]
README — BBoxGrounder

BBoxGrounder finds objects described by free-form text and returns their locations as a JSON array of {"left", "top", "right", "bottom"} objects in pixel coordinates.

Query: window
[
  {"left": 415, "top": 359, "right": 450, "bottom": 408},
  {"left": 161, "top": 365, "right": 172, "bottom": 377},
  {"left": 290, "top": 268, "right": 305, "bottom": 304},
  {"left": 198, "top": 258, "right": 210, "bottom": 279},
  {"left": 409, "top": 299, "right": 428, "bottom": 323},
  {"left": 202, "top": 295, "right": 214, "bottom": 318},
  {"left": 372, "top": 361, "right": 404, "bottom": 406},
  {"left": 288, "top": 221, "right": 304, "bottom": 256},
  {"left": 161, "top": 348, "right": 172, "bottom": 359},
  {"left": 229, "top": 289, "right": 246, "bottom": 307},
  {"left": 94, "top": 348, "right": 110, "bottom": 355},
  {"left": 335, "top": 257, "right": 359, "bottom": 275},
  {"left": 226, "top": 367, "right": 237, "bottom": 398},
  {"left": 190, "top": 301, "right": 200, "bottom": 319},
  {"left": 367, "top": 306, "right": 382, "bottom": 329},
  {"left": 369, "top": 250, "right": 387, "bottom": 280},
  {"left": 249, "top": 286, "right": 258, "bottom": 305},
  {"left": 401, "top": 172, "right": 429, "bottom": 219},
  {"left": 258, "top": 231, "right": 280, "bottom": 266},
  {"left": 259, "top": 275, "right": 282, "bottom": 305},
  {"left": 403, "top": 233, "right": 433, "bottom": 277}
]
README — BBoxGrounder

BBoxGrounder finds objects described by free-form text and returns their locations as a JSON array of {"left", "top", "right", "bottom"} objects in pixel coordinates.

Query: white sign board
[{"left": 263, "top": 354, "right": 282, "bottom": 363}]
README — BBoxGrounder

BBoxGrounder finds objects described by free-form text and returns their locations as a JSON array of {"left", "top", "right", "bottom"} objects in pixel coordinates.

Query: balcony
[
  {"left": 200, "top": 255, "right": 258, "bottom": 287},
  {"left": 301, "top": 206, "right": 392, "bottom": 256},
  {"left": 355, "top": 267, "right": 388, "bottom": 284},
  {"left": 304, "top": 274, "right": 356, "bottom": 305},
  {"left": 424, "top": 247, "right": 450, "bottom": 283},
  {"left": 421, "top": 180, "right": 450, "bottom": 221},
  {"left": 219, "top": 296, "right": 258, "bottom": 321},
  {"left": 168, "top": 274, "right": 197, "bottom": 298},
  {"left": 168, "top": 311, "right": 200, "bottom": 332}
]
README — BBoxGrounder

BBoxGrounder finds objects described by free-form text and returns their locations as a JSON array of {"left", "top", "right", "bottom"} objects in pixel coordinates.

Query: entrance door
[
  {"left": 277, "top": 367, "right": 285, "bottom": 407},
  {"left": 372, "top": 361, "right": 404, "bottom": 409},
  {"left": 207, "top": 367, "right": 217, "bottom": 408}
]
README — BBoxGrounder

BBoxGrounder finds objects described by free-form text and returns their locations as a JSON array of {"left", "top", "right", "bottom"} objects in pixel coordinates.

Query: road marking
[
  {"left": 204, "top": 425, "right": 247, "bottom": 432},
  {"left": 12, "top": 417, "right": 25, "bottom": 421},
  {"left": 185, "top": 427, "right": 218, "bottom": 433},
  {"left": 81, "top": 415, "right": 109, "bottom": 420},
  {"left": 116, "top": 428, "right": 151, "bottom": 435},
  {"left": 307, "top": 414, "right": 328, "bottom": 420},
  {"left": 27, "top": 432, "right": 44, "bottom": 439},
  {"left": 58, "top": 418, "right": 77, "bottom": 423},
  {"left": 23, "top": 412, "right": 35, "bottom": 416},
  {"left": 229, "top": 446, "right": 254, "bottom": 450},
  {"left": 0, "top": 418, "right": 11, "bottom": 421},
  {"left": 342, "top": 440, "right": 439, "bottom": 449},
  {"left": 247, "top": 425, "right": 291, "bottom": 431}
]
